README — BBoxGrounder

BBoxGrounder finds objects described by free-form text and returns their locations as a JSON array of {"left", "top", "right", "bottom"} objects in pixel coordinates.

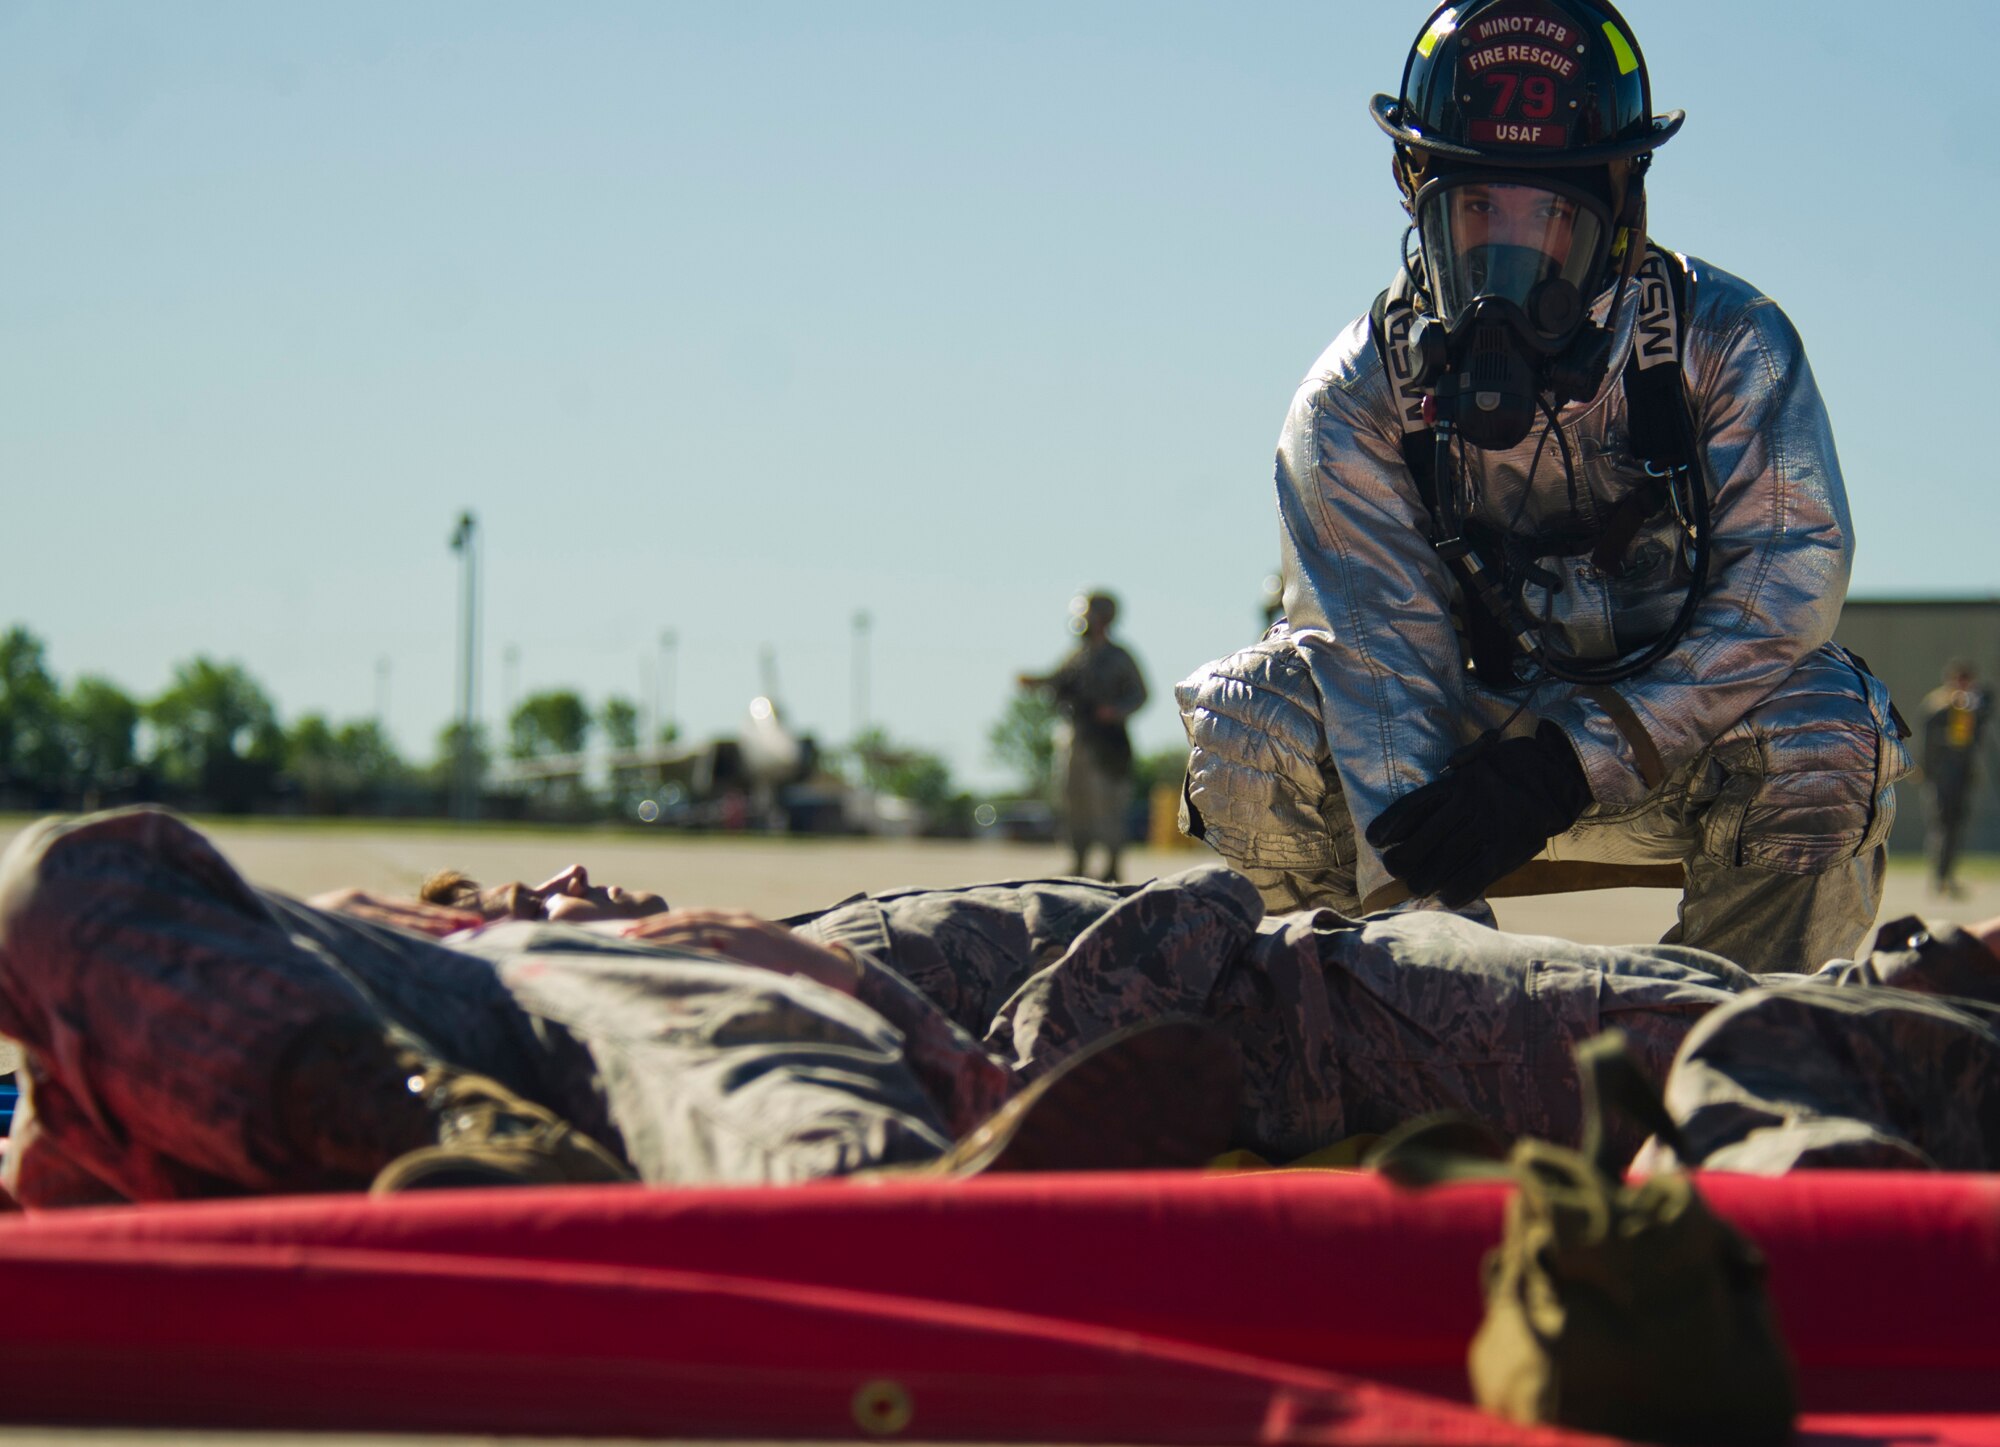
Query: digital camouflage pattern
[
  {"left": 806, "top": 878, "right": 2000, "bottom": 1171},
  {"left": 0, "top": 809, "right": 967, "bottom": 1206},
  {"left": 1636, "top": 917, "right": 2000, "bottom": 1174},
  {"left": 802, "top": 868, "right": 1755, "bottom": 1163},
  {"left": 3, "top": 808, "right": 1998, "bottom": 1209}
]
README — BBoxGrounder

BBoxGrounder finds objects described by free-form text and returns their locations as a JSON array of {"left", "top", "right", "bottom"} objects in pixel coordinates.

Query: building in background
[{"left": 1834, "top": 598, "right": 2000, "bottom": 855}]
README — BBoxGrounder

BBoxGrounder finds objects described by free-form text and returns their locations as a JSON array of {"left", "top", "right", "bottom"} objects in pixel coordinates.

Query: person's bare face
[
  {"left": 1447, "top": 182, "right": 1579, "bottom": 259},
  {"left": 477, "top": 865, "right": 667, "bottom": 923}
]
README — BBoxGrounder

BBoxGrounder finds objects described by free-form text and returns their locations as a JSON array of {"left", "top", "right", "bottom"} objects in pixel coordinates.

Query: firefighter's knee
[{"left": 1691, "top": 646, "right": 1910, "bottom": 874}]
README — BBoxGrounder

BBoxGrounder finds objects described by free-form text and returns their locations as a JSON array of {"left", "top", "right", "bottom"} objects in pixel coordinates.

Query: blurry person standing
[
  {"left": 1922, "top": 660, "right": 1992, "bottom": 897},
  {"left": 1019, "top": 592, "right": 1147, "bottom": 881}
]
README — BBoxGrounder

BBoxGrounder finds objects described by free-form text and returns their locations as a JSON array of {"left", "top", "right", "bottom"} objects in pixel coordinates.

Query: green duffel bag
[{"left": 1373, "top": 1031, "right": 1797, "bottom": 1445}]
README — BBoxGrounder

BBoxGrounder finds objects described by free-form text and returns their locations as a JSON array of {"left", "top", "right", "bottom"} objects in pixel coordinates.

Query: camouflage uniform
[
  {"left": 0, "top": 809, "right": 1006, "bottom": 1207},
  {"left": 793, "top": 869, "right": 1753, "bottom": 1164},
  {"left": 1045, "top": 638, "right": 1148, "bottom": 864},
  {"left": 4, "top": 809, "right": 1993, "bottom": 1209},
  {"left": 801, "top": 878, "right": 2000, "bottom": 1171},
  {"left": 1637, "top": 916, "right": 2000, "bottom": 1175},
  {"left": 0, "top": 810, "right": 1731, "bottom": 1201},
  {"left": 1920, "top": 681, "right": 1992, "bottom": 892}
]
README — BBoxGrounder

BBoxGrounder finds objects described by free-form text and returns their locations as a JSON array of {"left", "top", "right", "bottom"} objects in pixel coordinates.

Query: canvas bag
[{"left": 1372, "top": 1032, "right": 1796, "bottom": 1444}]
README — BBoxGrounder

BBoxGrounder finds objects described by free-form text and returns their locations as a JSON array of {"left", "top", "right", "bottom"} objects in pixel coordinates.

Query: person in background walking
[
  {"left": 1019, "top": 592, "right": 1147, "bottom": 881},
  {"left": 1922, "top": 660, "right": 1992, "bottom": 897}
]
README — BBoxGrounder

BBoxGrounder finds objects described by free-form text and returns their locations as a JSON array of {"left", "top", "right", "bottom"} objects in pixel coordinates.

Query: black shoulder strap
[
  {"left": 1369, "top": 287, "right": 1437, "bottom": 508},
  {"left": 1621, "top": 247, "right": 1693, "bottom": 469},
  {"left": 1371, "top": 288, "right": 1520, "bottom": 686},
  {"left": 1583, "top": 247, "right": 1695, "bottom": 570},
  {"left": 1371, "top": 288, "right": 1433, "bottom": 441}
]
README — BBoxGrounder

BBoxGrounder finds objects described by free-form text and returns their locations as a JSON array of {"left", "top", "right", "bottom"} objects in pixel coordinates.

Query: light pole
[
  {"left": 659, "top": 629, "right": 678, "bottom": 744},
  {"left": 851, "top": 610, "right": 872, "bottom": 743},
  {"left": 449, "top": 511, "right": 480, "bottom": 821},
  {"left": 374, "top": 657, "right": 391, "bottom": 727},
  {"left": 639, "top": 653, "right": 655, "bottom": 749}
]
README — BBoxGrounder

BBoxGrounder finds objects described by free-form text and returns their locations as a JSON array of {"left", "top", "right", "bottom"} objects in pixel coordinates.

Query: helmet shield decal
[
  {"left": 1454, "top": 3, "right": 1594, "bottom": 152},
  {"left": 1414, "top": 173, "right": 1609, "bottom": 329}
]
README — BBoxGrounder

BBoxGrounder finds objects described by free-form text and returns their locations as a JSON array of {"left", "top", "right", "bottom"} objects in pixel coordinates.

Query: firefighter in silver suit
[{"left": 1178, "top": 0, "right": 1907, "bottom": 971}]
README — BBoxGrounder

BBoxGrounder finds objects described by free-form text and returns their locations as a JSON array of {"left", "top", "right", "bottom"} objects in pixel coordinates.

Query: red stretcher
[{"left": 0, "top": 1169, "right": 1995, "bottom": 1444}]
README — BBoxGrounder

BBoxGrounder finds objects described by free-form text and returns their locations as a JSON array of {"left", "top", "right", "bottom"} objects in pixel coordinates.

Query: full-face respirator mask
[{"left": 1403, "top": 171, "right": 1619, "bottom": 451}]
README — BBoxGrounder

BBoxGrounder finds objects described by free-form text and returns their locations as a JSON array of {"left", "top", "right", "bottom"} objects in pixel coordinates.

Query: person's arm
[
  {"left": 307, "top": 888, "right": 484, "bottom": 938},
  {"left": 619, "top": 909, "right": 862, "bottom": 994},
  {"left": 1018, "top": 656, "right": 1079, "bottom": 704},
  {"left": 1279, "top": 325, "right": 1475, "bottom": 905},
  {"left": 1540, "top": 281, "right": 1854, "bottom": 806},
  {"left": 1102, "top": 647, "right": 1148, "bottom": 724},
  {"left": 618, "top": 908, "right": 947, "bottom": 1045},
  {"left": 619, "top": 905, "right": 1012, "bottom": 1136}
]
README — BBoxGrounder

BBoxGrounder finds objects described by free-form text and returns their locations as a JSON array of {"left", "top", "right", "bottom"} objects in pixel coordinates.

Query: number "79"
[{"left": 1484, "top": 72, "right": 1557, "bottom": 119}]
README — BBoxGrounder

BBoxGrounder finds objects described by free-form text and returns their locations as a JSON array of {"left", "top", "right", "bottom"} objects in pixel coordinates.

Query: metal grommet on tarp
[{"left": 851, "top": 1378, "right": 914, "bottom": 1436}]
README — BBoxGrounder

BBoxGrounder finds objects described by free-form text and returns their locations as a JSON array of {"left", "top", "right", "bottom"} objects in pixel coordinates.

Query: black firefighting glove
[{"left": 1364, "top": 723, "right": 1592, "bottom": 908}]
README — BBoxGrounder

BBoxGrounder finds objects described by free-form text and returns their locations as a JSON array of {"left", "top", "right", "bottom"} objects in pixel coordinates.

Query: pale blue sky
[{"left": 4, "top": 1, "right": 1993, "bottom": 786}]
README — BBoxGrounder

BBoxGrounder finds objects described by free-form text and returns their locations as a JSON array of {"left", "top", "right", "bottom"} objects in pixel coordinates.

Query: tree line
[
  {"left": 0, "top": 624, "right": 647, "bottom": 817},
  {"left": 0, "top": 623, "right": 1185, "bottom": 825}
]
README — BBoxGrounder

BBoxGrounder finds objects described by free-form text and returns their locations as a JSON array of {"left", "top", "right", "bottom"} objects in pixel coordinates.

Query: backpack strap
[
  {"left": 1371, "top": 286, "right": 1433, "bottom": 442},
  {"left": 1621, "top": 247, "right": 1692, "bottom": 466},
  {"left": 1369, "top": 288, "right": 1531, "bottom": 688},
  {"left": 1584, "top": 247, "right": 1695, "bottom": 571},
  {"left": 1368, "top": 286, "right": 1442, "bottom": 521}
]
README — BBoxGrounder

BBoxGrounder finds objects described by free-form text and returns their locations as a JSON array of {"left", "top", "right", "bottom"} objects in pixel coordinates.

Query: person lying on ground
[
  {"left": 0, "top": 808, "right": 1242, "bottom": 1209},
  {"left": 123, "top": 843, "right": 2000, "bottom": 1174},
  {"left": 417, "top": 860, "right": 2000, "bottom": 1177},
  {"left": 5, "top": 808, "right": 2000, "bottom": 1209}
]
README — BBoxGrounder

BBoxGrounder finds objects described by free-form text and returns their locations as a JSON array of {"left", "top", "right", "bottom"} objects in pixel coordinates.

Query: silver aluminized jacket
[{"left": 1234, "top": 252, "right": 1867, "bottom": 908}]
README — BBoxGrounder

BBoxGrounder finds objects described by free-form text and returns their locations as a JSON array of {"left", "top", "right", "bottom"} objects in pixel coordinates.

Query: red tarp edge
[{"left": 2, "top": 1170, "right": 1996, "bottom": 1440}]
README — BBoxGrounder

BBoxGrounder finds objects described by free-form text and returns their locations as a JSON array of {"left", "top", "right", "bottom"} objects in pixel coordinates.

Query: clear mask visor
[{"left": 1415, "top": 176, "right": 1609, "bottom": 327}]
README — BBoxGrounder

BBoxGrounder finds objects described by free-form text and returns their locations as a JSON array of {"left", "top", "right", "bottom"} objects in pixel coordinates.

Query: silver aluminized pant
[{"left": 1178, "top": 631, "right": 1909, "bottom": 974}]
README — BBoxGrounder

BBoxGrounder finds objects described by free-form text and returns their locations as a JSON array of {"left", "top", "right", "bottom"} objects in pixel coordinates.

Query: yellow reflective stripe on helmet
[
  {"left": 1601, "top": 21, "right": 1639, "bottom": 75},
  {"left": 1416, "top": 8, "right": 1459, "bottom": 58}
]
